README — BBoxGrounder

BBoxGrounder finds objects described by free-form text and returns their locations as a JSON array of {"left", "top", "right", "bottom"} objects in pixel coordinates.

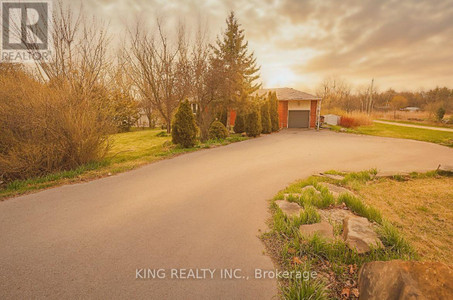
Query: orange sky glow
[{"left": 75, "top": 0, "right": 453, "bottom": 93}]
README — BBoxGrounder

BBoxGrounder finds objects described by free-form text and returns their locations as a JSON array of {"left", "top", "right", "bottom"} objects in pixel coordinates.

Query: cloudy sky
[{"left": 76, "top": 0, "right": 453, "bottom": 92}]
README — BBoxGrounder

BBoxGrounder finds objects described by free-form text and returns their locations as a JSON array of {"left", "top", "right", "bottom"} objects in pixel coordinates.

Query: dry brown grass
[
  {"left": 372, "top": 110, "right": 431, "bottom": 121},
  {"left": 322, "top": 109, "right": 373, "bottom": 128},
  {"left": 357, "top": 176, "right": 453, "bottom": 264}
]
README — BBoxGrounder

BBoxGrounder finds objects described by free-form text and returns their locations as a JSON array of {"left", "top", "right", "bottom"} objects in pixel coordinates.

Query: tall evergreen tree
[
  {"left": 269, "top": 92, "right": 280, "bottom": 132},
  {"left": 260, "top": 99, "right": 272, "bottom": 134},
  {"left": 211, "top": 11, "right": 261, "bottom": 128},
  {"left": 233, "top": 112, "right": 245, "bottom": 133},
  {"left": 245, "top": 106, "right": 262, "bottom": 137}
]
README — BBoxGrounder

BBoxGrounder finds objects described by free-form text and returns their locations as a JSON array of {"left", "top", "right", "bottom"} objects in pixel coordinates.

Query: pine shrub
[
  {"left": 209, "top": 120, "right": 229, "bottom": 140},
  {"left": 436, "top": 107, "right": 446, "bottom": 121},
  {"left": 245, "top": 107, "right": 262, "bottom": 137},
  {"left": 171, "top": 100, "right": 199, "bottom": 148},
  {"left": 261, "top": 100, "right": 272, "bottom": 134},
  {"left": 269, "top": 92, "right": 280, "bottom": 132},
  {"left": 216, "top": 109, "right": 228, "bottom": 126},
  {"left": 233, "top": 113, "right": 246, "bottom": 133}
]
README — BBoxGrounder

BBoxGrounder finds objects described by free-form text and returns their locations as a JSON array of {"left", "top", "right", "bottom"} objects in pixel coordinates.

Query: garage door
[{"left": 288, "top": 110, "right": 310, "bottom": 128}]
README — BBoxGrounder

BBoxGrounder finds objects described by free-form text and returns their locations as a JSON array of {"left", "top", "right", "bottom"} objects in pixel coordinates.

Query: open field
[
  {"left": 331, "top": 122, "right": 453, "bottom": 147},
  {"left": 0, "top": 129, "right": 247, "bottom": 200}
]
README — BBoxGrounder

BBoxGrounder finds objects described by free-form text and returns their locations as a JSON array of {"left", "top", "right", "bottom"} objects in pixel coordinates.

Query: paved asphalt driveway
[{"left": 1, "top": 130, "right": 452, "bottom": 299}]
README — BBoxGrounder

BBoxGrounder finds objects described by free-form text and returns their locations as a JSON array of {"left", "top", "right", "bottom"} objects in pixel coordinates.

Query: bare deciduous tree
[
  {"left": 22, "top": 1, "right": 111, "bottom": 96},
  {"left": 316, "top": 76, "right": 352, "bottom": 111},
  {"left": 125, "top": 18, "right": 190, "bottom": 133},
  {"left": 190, "top": 26, "right": 219, "bottom": 141}
]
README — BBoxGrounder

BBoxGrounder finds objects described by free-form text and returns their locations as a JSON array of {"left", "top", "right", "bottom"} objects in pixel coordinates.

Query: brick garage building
[{"left": 230, "top": 88, "right": 322, "bottom": 129}]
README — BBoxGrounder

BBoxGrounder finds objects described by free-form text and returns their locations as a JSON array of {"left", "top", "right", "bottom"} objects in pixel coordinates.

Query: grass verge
[
  {"left": 0, "top": 129, "right": 248, "bottom": 200},
  {"left": 378, "top": 119, "right": 453, "bottom": 129},
  {"left": 329, "top": 123, "right": 453, "bottom": 147}
]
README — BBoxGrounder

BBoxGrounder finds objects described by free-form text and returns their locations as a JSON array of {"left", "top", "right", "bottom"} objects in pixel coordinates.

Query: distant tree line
[{"left": 317, "top": 77, "right": 453, "bottom": 116}]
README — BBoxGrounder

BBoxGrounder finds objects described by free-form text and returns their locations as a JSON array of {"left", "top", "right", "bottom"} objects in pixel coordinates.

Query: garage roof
[{"left": 255, "top": 87, "right": 321, "bottom": 101}]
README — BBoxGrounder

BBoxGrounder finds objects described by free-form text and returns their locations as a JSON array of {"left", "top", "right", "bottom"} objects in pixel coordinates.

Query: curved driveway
[{"left": 1, "top": 130, "right": 452, "bottom": 299}]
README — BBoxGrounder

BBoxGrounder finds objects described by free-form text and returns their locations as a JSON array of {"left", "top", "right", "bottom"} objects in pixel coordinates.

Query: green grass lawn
[
  {"left": 0, "top": 129, "right": 248, "bottom": 200},
  {"left": 332, "top": 123, "right": 453, "bottom": 147},
  {"left": 378, "top": 119, "right": 453, "bottom": 129}
]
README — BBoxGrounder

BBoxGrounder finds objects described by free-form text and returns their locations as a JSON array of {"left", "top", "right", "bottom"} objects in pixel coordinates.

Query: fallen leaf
[
  {"left": 351, "top": 288, "right": 359, "bottom": 297},
  {"left": 341, "top": 287, "right": 350, "bottom": 298},
  {"left": 349, "top": 264, "right": 357, "bottom": 274},
  {"left": 292, "top": 257, "right": 303, "bottom": 265},
  {"left": 287, "top": 248, "right": 296, "bottom": 254}
]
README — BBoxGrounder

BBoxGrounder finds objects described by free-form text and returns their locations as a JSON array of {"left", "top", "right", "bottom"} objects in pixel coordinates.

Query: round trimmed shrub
[
  {"left": 171, "top": 100, "right": 199, "bottom": 148},
  {"left": 209, "top": 120, "right": 229, "bottom": 140}
]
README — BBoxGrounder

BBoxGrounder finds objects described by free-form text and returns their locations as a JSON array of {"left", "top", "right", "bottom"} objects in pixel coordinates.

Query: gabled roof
[{"left": 255, "top": 87, "right": 321, "bottom": 101}]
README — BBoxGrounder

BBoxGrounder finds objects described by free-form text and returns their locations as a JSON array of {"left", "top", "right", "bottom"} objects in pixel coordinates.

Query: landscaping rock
[
  {"left": 301, "top": 185, "right": 321, "bottom": 195},
  {"left": 283, "top": 193, "right": 302, "bottom": 200},
  {"left": 318, "top": 208, "right": 356, "bottom": 225},
  {"left": 358, "top": 260, "right": 453, "bottom": 300},
  {"left": 299, "top": 221, "right": 334, "bottom": 241},
  {"left": 375, "top": 171, "right": 410, "bottom": 178},
  {"left": 342, "top": 216, "right": 383, "bottom": 253},
  {"left": 438, "top": 164, "right": 453, "bottom": 172},
  {"left": 318, "top": 173, "right": 345, "bottom": 181},
  {"left": 318, "top": 182, "right": 353, "bottom": 198},
  {"left": 275, "top": 200, "right": 303, "bottom": 218}
]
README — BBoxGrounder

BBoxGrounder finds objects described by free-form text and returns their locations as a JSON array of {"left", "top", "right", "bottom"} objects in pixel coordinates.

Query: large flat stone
[
  {"left": 299, "top": 221, "right": 334, "bottom": 240},
  {"left": 438, "top": 164, "right": 453, "bottom": 172},
  {"left": 343, "top": 216, "right": 383, "bottom": 253},
  {"left": 318, "top": 173, "right": 345, "bottom": 181},
  {"left": 275, "top": 200, "right": 303, "bottom": 218},
  {"left": 358, "top": 260, "right": 453, "bottom": 300},
  {"left": 318, "top": 182, "right": 353, "bottom": 198},
  {"left": 318, "top": 208, "right": 356, "bottom": 225},
  {"left": 301, "top": 185, "right": 321, "bottom": 195},
  {"left": 375, "top": 171, "right": 410, "bottom": 178}
]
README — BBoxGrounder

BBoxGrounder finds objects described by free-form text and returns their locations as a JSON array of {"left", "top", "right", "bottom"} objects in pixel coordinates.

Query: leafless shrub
[
  {"left": 0, "top": 65, "right": 113, "bottom": 180},
  {"left": 0, "top": 1, "right": 114, "bottom": 181}
]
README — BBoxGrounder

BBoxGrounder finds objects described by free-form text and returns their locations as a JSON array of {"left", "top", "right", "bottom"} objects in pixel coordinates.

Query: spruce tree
[
  {"left": 211, "top": 11, "right": 261, "bottom": 127},
  {"left": 269, "top": 92, "right": 280, "bottom": 132},
  {"left": 260, "top": 100, "right": 272, "bottom": 134},
  {"left": 171, "top": 100, "right": 199, "bottom": 148}
]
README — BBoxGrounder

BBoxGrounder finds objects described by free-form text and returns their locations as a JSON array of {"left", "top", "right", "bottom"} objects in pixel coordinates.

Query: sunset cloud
[{"left": 71, "top": 0, "right": 453, "bottom": 92}]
